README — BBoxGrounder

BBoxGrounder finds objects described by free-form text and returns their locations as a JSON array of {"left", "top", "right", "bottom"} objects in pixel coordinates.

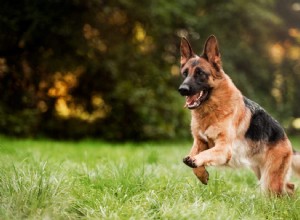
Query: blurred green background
[{"left": 0, "top": 0, "right": 300, "bottom": 141}]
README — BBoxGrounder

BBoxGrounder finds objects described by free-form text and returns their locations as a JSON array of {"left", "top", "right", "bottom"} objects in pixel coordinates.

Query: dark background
[{"left": 0, "top": 0, "right": 300, "bottom": 141}]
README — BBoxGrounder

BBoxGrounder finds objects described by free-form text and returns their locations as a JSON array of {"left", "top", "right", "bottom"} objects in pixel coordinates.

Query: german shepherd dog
[{"left": 178, "top": 35, "right": 300, "bottom": 195}]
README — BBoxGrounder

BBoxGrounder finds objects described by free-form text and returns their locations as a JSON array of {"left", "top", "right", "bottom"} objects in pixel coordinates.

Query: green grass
[{"left": 1, "top": 136, "right": 300, "bottom": 219}]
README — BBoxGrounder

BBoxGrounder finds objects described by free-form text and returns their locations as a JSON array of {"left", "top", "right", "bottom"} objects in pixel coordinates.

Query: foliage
[
  {"left": 1, "top": 137, "right": 300, "bottom": 219},
  {"left": 0, "top": 0, "right": 300, "bottom": 140}
]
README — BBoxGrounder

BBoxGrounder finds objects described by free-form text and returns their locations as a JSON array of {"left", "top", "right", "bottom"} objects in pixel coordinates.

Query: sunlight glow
[
  {"left": 292, "top": 3, "right": 300, "bottom": 11},
  {"left": 0, "top": 58, "right": 8, "bottom": 76},
  {"left": 292, "top": 118, "right": 300, "bottom": 129},
  {"left": 47, "top": 68, "right": 111, "bottom": 122},
  {"left": 271, "top": 72, "right": 283, "bottom": 103},
  {"left": 83, "top": 23, "right": 107, "bottom": 53},
  {"left": 133, "top": 23, "right": 154, "bottom": 53},
  {"left": 170, "top": 65, "right": 180, "bottom": 76},
  {"left": 269, "top": 43, "right": 284, "bottom": 64}
]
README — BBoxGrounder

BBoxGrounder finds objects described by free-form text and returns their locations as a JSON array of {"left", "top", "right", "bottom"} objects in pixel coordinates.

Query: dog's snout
[{"left": 178, "top": 84, "right": 190, "bottom": 96}]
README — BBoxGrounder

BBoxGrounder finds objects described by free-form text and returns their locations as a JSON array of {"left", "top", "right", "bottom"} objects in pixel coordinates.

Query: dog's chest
[
  {"left": 228, "top": 139, "right": 252, "bottom": 168},
  {"left": 199, "top": 130, "right": 252, "bottom": 168}
]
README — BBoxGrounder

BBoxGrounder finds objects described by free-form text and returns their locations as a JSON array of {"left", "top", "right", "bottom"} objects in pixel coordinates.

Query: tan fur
[
  {"left": 292, "top": 153, "right": 300, "bottom": 177},
  {"left": 180, "top": 36, "right": 300, "bottom": 195}
]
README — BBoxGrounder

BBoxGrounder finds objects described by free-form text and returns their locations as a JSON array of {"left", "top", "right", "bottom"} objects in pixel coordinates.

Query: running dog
[{"left": 178, "top": 35, "right": 300, "bottom": 195}]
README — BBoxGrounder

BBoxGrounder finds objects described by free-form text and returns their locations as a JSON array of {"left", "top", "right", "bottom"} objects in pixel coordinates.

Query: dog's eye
[
  {"left": 194, "top": 68, "right": 203, "bottom": 76},
  {"left": 194, "top": 68, "right": 208, "bottom": 82},
  {"left": 182, "top": 69, "right": 188, "bottom": 78}
]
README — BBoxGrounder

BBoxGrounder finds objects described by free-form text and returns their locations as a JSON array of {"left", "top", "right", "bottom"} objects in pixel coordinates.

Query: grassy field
[{"left": 1, "top": 136, "right": 300, "bottom": 219}]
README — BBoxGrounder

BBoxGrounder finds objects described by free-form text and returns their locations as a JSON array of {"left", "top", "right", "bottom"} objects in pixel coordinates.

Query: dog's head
[{"left": 178, "top": 35, "right": 223, "bottom": 109}]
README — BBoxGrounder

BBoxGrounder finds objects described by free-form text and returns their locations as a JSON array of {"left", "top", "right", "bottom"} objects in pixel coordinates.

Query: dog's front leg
[
  {"left": 184, "top": 139, "right": 232, "bottom": 168},
  {"left": 184, "top": 138, "right": 209, "bottom": 184}
]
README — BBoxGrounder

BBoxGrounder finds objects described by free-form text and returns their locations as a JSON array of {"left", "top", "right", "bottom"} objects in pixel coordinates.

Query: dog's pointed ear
[
  {"left": 202, "top": 35, "right": 222, "bottom": 71},
  {"left": 180, "top": 37, "right": 195, "bottom": 66}
]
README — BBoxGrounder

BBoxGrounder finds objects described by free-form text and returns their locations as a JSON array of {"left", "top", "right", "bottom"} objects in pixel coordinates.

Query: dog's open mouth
[{"left": 184, "top": 90, "right": 209, "bottom": 109}]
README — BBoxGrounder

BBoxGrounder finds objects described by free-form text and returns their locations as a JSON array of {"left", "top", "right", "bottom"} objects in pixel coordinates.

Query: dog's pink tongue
[{"left": 185, "top": 94, "right": 197, "bottom": 107}]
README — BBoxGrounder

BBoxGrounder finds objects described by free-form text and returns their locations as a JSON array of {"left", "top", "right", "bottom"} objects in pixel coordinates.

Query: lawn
[{"left": 1, "top": 136, "right": 300, "bottom": 219}]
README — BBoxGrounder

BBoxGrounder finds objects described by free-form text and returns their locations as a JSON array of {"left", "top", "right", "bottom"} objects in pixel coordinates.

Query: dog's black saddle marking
[{"left": 243, "top": 97, "right": 285, "bottom": 143}]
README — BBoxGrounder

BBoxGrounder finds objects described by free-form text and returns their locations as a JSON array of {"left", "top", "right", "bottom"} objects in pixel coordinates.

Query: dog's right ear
[{"left": 180, "top": 37, "right": 195, "bottom": 66}]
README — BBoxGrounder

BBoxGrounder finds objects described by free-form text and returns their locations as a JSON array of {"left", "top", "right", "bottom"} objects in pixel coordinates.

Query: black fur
[
  {"left": 244, "top": 97, "right": 285, "bottom": 143},
  {"left": 191, "top": 60, "right": 199, "bottom": 67},
  {"left": 179, "top": 67, "right": 211, "bottom": 97}
]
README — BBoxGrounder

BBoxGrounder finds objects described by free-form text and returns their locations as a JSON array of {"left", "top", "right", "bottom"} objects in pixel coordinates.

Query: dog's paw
[
  {"left": 183, "top": 156, "right": 197, "bottom": 168},
  {"left": 193, "top": 167, "right": 209, "bottom": 185}
]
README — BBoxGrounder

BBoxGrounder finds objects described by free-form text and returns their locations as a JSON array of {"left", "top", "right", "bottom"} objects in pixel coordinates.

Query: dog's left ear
[{"left": 202, "top": 35, "right": 222, "bottom": 71}]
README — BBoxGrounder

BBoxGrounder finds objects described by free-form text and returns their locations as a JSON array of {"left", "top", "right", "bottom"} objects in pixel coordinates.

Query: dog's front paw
[
  {"left": 183, "top": 156, "right": 197, "bottom": 168},
  {"left": 193, "top": 167, "right": 209, "bottom": 185}
]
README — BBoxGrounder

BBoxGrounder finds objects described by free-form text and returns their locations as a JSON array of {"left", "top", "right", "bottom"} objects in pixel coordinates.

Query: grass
[{"left": 1, "top": 136, "right": 300, "bottom": 219}]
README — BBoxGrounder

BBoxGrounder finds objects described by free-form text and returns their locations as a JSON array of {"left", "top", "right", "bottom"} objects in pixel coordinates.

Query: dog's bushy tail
[{"left": 292, "top": 150, "right": 300, "bottom": 176}]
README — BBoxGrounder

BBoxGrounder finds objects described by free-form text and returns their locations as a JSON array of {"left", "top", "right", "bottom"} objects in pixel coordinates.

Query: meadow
[{"left": 1, "top": 136, "right": 300, "bottom": 220}]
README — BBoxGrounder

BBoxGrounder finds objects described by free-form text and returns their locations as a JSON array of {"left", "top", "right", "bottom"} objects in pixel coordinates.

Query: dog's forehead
[
  {"left": 190, "top": 58, "right": 200, "bottom": 67},
  {"left": 184, "top": 57, "right": 210, "bottom": 72},
  {"left": 185, "top": 57, "right": 199, "bottom": 67}
]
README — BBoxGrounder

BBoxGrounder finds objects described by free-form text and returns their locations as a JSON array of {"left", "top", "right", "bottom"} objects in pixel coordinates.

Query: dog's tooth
[{"left": 197, "top": 91, "right": 203, "bottom": 100}]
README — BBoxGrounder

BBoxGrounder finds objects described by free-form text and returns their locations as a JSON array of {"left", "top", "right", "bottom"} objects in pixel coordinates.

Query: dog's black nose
[{"left": 178, "top": 84, "right": 190, "bottom": 96}]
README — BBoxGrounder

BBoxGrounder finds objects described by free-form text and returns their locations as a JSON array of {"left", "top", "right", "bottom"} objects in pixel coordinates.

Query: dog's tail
[{"left": 292, "top": 150, "right": 300, "bottom": 176}]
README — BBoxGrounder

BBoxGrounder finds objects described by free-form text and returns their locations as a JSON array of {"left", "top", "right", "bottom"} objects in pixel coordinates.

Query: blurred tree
[
  {"left": 271, "top": 0, "right": 300, "bottom": 132},
  {"left": 0, "top": 0, "right": 299, "bottom": 140}
]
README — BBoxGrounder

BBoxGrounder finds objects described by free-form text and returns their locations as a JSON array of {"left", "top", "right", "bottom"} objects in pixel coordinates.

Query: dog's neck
[{"left": 191, "top": 71, "right": 243, "bottom": 121}]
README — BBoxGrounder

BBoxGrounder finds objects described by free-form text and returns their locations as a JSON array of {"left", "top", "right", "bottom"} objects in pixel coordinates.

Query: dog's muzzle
[{"left": 178, "top": 84, "right": 210, "bottom": 109}]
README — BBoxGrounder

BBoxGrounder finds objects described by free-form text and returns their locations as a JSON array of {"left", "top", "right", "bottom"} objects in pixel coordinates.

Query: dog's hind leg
[
  {"left": 251, "top": 166, "right": 261, "bottom": 180},
  {"left": 286, "top": 182, "right": 295, "bottom": 195},
  {"left": 260, "top": 141, "right": 293, "bottom": 195},
  {"left": 292, "top": 150, "right": 300, "bottom": 176}
]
